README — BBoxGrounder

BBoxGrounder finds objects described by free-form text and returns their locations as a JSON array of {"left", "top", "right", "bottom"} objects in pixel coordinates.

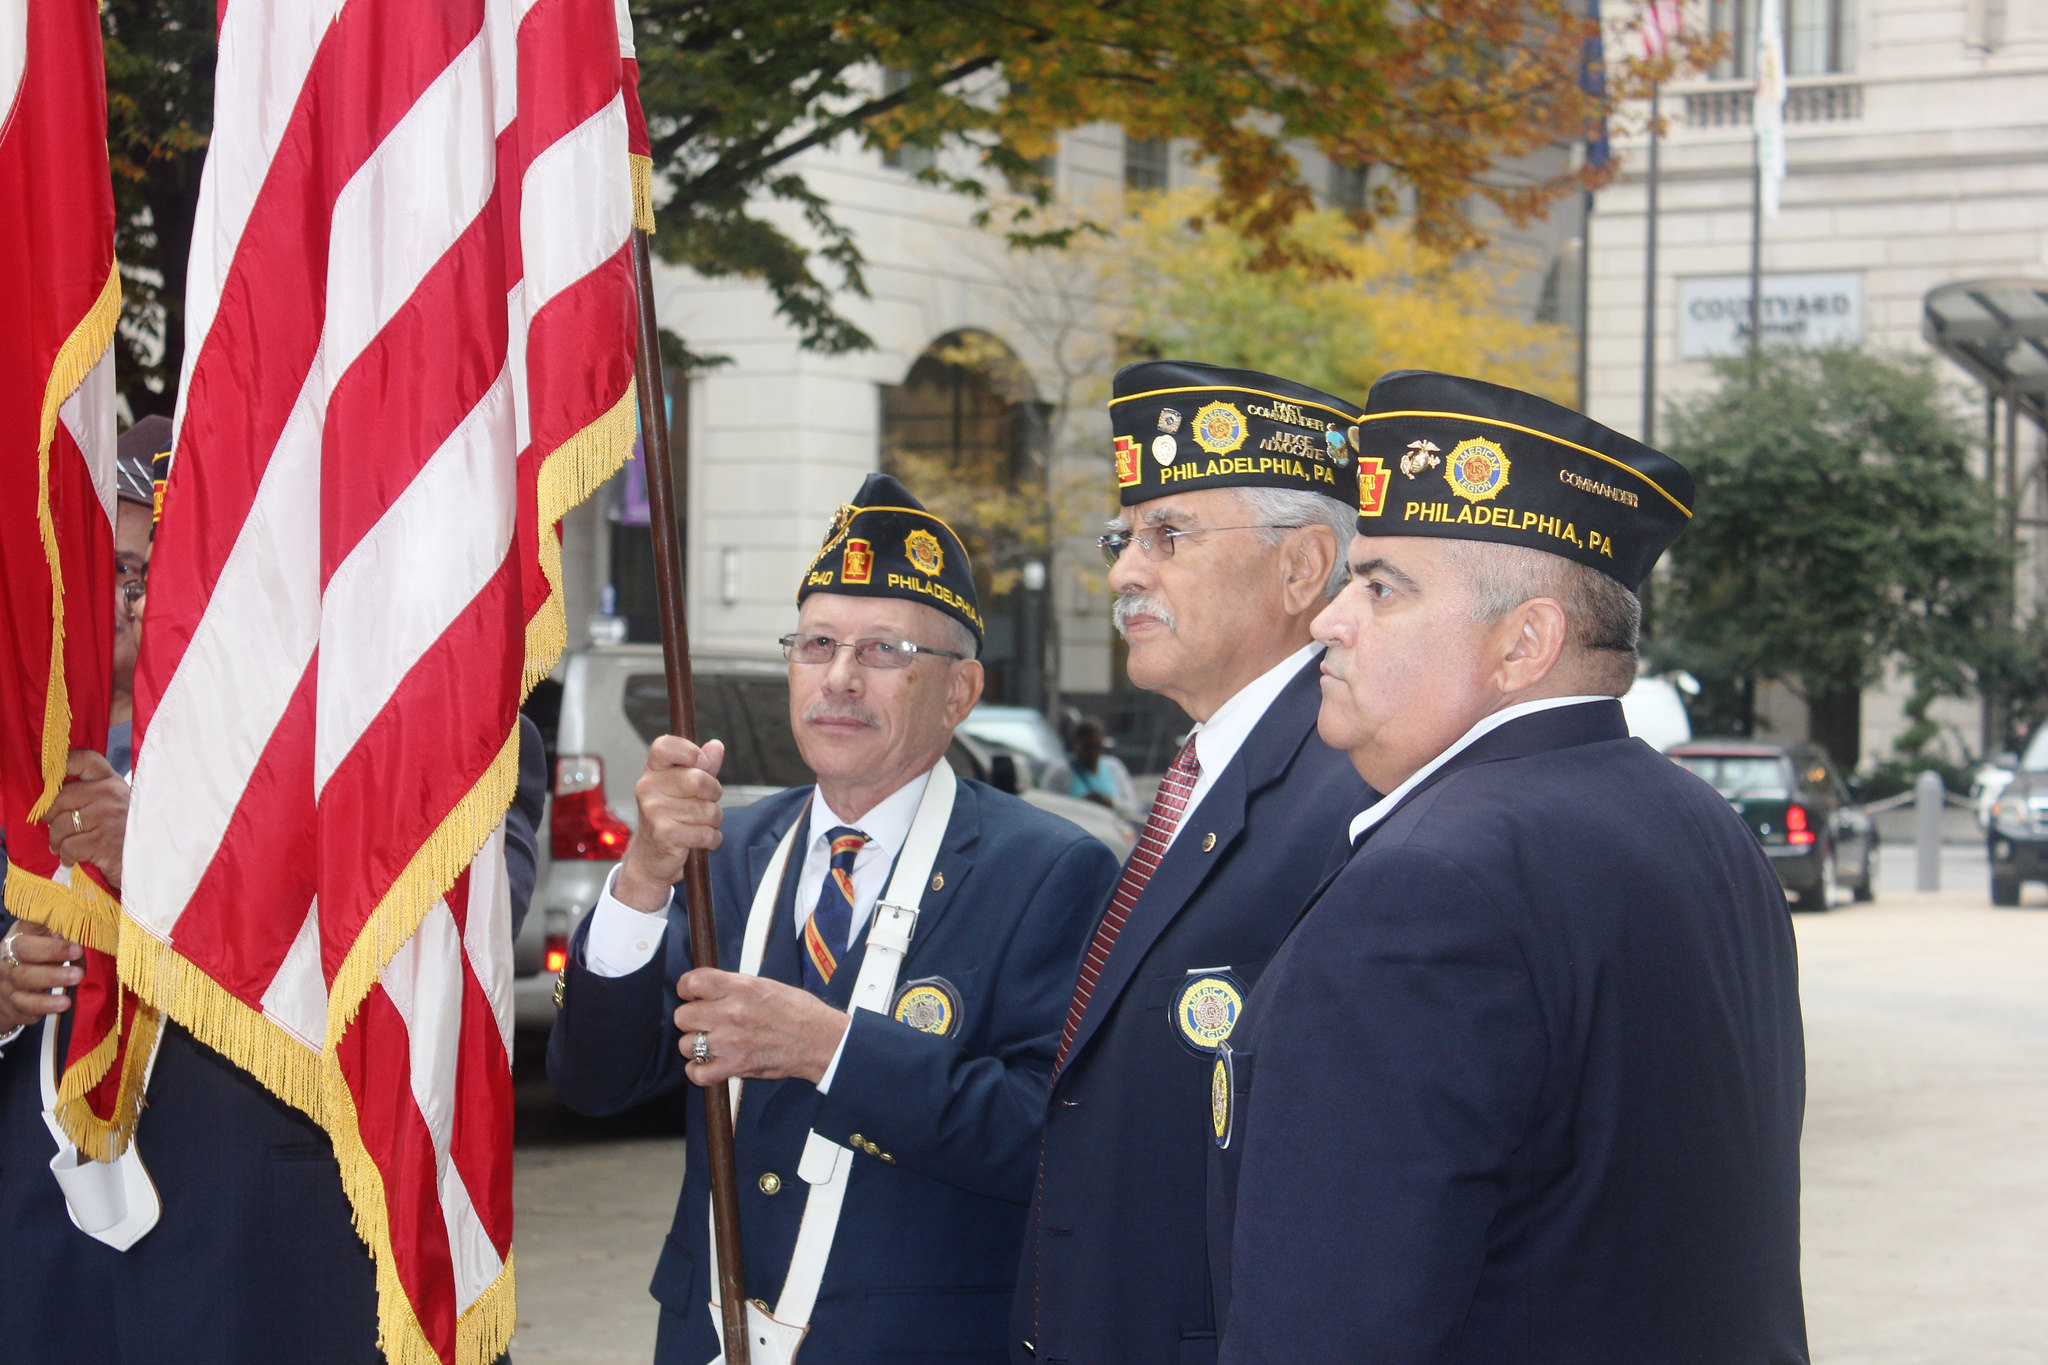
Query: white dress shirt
[
  {"left": 1346, "top": 695, "right": 1612, "bottom": 844},
  {"left": 1165, "top": 641, "right": 1323, "bottom": 854},
  {"left": 580, "top": 766, "right": 938, "bottom": 1092}
]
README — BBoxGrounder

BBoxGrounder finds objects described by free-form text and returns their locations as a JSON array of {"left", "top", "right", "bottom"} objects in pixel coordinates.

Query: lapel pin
[
  {"left": 930, "top": 873, "right": 944, "bottom": 891},
  {"left": 1201, "top": 833, "right": 1216, "bottom": 852}
]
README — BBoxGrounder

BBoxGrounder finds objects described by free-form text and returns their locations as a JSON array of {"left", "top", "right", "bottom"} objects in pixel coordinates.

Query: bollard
[{"left": 1914, "top": 769, "right": 1944, "bottom": 892}]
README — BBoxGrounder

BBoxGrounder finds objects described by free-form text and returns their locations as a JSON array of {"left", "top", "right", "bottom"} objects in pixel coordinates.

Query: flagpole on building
[
  {"left": 631, "top": 231, "right": 754, "bottom": 1362},
  {"left": 1641, "top": 81, "right": 1661, "bottom": 444}
]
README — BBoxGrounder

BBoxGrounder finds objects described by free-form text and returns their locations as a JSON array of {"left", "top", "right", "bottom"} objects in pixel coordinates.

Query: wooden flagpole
[{"left": 629, "top": 229, "right": 752, "bottom": 1362}]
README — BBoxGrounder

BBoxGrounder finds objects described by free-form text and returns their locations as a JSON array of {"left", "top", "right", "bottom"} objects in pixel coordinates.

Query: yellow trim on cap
[
  {"left": 1359, "top": 409, "right": 1692, "bottom": 517},
  {"left": 1109, "top": 384, "right": 1361, "bottom": 427}
]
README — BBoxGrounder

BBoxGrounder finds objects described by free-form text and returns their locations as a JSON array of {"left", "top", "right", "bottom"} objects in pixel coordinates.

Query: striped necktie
[
  {"left": 1054, "top": 736, "right": 1201, "bottom": 1072},
  {"left": 802, "top": 826, "right": 867, "bottom": 992}
]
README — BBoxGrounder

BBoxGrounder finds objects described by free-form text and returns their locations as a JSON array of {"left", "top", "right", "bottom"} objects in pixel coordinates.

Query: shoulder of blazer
[{"left": 1236, "top": 655, "right": 1358, "bottom": 798}]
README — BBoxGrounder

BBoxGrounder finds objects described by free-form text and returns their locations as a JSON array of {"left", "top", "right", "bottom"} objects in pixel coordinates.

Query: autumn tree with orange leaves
[{"left": 631, "top": 0, "right": 1695, "bottom": 364}]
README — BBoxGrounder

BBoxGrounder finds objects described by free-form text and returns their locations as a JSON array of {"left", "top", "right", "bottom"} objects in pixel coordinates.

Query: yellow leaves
[{"left": 1104, "top": 188, "right": 1575, "bottom": 405}]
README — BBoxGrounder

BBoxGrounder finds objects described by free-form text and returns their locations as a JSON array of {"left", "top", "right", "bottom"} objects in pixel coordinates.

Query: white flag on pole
[{"left": 1755, "top": 0, "right": 1788, "bottom": 215}]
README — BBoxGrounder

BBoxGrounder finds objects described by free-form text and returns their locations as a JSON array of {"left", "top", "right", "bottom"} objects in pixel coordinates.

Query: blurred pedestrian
[{"left": 1042, "top": 717, "right": 1139, "bottom": 823}]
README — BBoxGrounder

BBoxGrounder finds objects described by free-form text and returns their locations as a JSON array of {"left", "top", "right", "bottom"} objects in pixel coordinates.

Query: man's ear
[
  {"left": 945, "top": 659, "right": 986, "bottom": 726},
  {"left": 1492, "top": 597, "right": 1568, "bottom": 696},
  {"left": 1279, "top": 526, "right": 1338, "bottom": 615}
]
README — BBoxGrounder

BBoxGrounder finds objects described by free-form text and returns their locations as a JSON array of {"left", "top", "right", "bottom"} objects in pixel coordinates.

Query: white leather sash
[
  {"left": 39, "top": 1010, "right": 162, "bottom": 1250},
  {"left": 707, "top": 761, "right": 957, "bottom": 1364}
]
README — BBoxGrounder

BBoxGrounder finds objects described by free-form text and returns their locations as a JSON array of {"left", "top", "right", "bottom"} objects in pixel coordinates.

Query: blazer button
[
  {"left": 849, "top": 1133, "right": 865, "bottom": 1148},
  {"left": 758, "top": 1172, "right": 782, "bottom": 1195}
]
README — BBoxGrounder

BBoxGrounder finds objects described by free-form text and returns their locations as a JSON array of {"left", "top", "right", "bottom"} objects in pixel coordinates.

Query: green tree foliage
[
  {"left": 101, "top": 0, "right": 216, "bottom": 415},
  {"left": 631, "top": 0, "right": 1651, "bottom": 361},
  {"left": 1659, "top": 347, "right": 2011, "bottom": 760}
]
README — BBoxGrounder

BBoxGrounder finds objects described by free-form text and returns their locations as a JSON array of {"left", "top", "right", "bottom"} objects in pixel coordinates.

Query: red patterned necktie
[
  {"left": 1054, "top": 736, "right": 1202, "bottom": 1072},
  {"left": 802, "top": 826, "right": 867, "bottom": 991}
]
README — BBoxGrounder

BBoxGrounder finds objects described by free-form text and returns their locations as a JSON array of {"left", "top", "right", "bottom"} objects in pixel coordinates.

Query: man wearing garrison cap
[
  {"left": 1208, "top": 372, "right": 1807, "bottom": 1364},
  {"left": 549, "top": 473, "right": 1118, "bottom": 1363},
  {"left": 1016, "top": 362, "right": 1371, "bottom": 1365}
]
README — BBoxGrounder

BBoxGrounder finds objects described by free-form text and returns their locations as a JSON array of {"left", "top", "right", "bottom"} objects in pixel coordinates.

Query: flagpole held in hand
[{"left": 630, "top": 228, "right": 753, "bottom": 1364}]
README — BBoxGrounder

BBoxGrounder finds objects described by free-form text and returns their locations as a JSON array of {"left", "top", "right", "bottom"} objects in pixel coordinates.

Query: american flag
[
  {"left": 0, "top": 0, "right": 153, "bottom": 1162},
  {"left": 123, "top": 1, "right": 644, "bottom": 1359}
]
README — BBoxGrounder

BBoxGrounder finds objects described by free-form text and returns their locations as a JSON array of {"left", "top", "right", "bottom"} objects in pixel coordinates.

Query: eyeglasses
[
  {"left": 779, "top": 633, "right": 967, "bottom": 670},
  {"left": 120, "top": 578, "right": 146, "bottom": 618},
  {"left": 1096, "top": 524, "right": 1305, "bottom": 568}
]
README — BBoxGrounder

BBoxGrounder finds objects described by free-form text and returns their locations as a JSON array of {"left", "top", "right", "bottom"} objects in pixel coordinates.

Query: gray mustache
[
  {"left": 803, "top": 699, "right": 881, "bottom": 729},
  {"left": 1112, "top": 593, "right": 1177, "bottom": 639}
]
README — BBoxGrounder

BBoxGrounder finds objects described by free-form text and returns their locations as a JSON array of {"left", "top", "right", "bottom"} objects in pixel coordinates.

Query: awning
[{"left": 1923, "top": 280, "right": 2048, "bottom": 430}]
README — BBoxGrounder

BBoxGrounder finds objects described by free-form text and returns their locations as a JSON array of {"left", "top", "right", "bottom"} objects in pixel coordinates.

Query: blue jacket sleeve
[
  {"left": 506, "top": 713, "right": 547, "bottom": 942},
  {"left": 810, "top": 833, "right": 1118, "bottom": 1204},
  {"left": 545, "top": 912, "right": 689, "bottom": 1117},
  {"left": 1218, "top": 847, "right": 1544, "bottom": 1364}
]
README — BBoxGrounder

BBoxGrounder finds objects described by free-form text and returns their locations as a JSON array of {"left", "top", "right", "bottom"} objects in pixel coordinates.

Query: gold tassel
[
  {"left": 324, "top": 726, "right": 522, "bottom": 1042},
  {"left": 630, "top": 153, "right": 656, "bottom": 234},
  {"left": 117, "top": 925, "right": 328, "bottom": 1123},
  {"left": 51, "top": 1001, "right": 161, "bottom": 1162},
  {"left": 3, "top": 862, "right": 122, "bottom": 954},
  {"left": 525, "top": 381, "right": 639, "bottom": 695},
  {"left": 30, "top": 261, "right": 122, "bottom": 820}
]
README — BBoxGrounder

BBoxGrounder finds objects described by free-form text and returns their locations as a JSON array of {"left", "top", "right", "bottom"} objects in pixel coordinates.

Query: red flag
[
  {"left": 0, "top": 0, "right": 159, "bottom": 1162},
  {"left": 1641, "top": 0, "right": 1683, "bottom": 57},
  {"left": 123, "top": 1, "right": 637, "bottom": 1359}
]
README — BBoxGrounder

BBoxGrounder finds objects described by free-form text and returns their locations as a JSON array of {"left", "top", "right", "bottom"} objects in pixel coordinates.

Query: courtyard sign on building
[{"left": 1677, "top": 273, "right": 1864, "bottom": 358}]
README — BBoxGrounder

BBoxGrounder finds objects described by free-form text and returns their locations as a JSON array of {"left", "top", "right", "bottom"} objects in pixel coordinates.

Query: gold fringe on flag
[
  {"left": 3, "top": 861, "right": 123, "bottom": 955},
  {"left": 29, "top": 260, "right": 122, "bottom": 820},
  {"left": 52, "top": 999, "right": 162, "bottom": 1164},
  {"left": 524, "top": 381, "right": 639, "bottom": 694},
  {"left": 630, "top": 153, "right": 656, "bottom": 234},
  {"left": 116, "top": 920, "right": 330, "bottom": 1124}
]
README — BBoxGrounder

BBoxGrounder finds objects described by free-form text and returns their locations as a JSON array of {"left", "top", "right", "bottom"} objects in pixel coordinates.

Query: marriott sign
[{"left": 1676, "top": 273, "right": 1864, "bottom": 359}]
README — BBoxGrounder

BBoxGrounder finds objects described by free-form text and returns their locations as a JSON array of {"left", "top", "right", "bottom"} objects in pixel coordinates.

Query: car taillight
[
  {"left": 544, "top": 932, "right": 569, "bottom": 974},
  {"left": 552, "top": 755, "right": 632, "bottom": 860},
  {"left": 1785, "top": 803, "right": 1816, "bottom": 846}
]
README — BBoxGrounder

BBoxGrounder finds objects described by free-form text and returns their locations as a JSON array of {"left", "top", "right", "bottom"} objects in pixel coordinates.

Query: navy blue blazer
[
  {"left": 0, "top": 715, "right": 546, "bottom": 1365},
  {"left": 1014, "top": 656, "right": 1368, "bottom": 1365},
  {"left": 548, "top": 775, "right": 1118, "bottom": 1365},
  {"left": 1209, "top": 700, "right": 1808, "bottom": 1365}
]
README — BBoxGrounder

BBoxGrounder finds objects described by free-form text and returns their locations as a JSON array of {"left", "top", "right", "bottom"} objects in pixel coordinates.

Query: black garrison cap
[
  {"left": 1350, "top": 370, "right": 1694, "bottom": 590},
  {"left": 798, "top": 472, "right": 983, "bottom": 645},
  {"left": 116, "top": 414, "right": 172, "bottom": 509},
  {"left": 1108, "top": 360, "right": 1364, "bottom": 510}
]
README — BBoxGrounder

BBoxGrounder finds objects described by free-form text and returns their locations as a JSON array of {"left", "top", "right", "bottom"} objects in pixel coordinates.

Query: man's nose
[
  {"left": 1106, "top": 542, "right": 1152, "bottom": 596},
  {"left": 821, "top": 644, "right": 864, "bottom": 690}
]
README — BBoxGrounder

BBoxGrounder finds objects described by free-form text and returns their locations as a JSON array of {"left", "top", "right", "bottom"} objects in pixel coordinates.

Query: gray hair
[
  {"left": 929, "top": 608, "right": 980, "bottom": 662},
  {"left": 1229, "top": 486, "right": 1356, "bottom": 600},
  {"left": 1443, "top": 541, "right": 1640, "bottom": 695}
]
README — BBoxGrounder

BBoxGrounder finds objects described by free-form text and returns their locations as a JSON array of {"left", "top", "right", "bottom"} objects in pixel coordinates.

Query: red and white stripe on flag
[
  {"left": 0, "top": 0, "right": 158, "bottom": 1160},
  {"left": 122, "top": 1, "right": 639, "bottom": 1360},
  {"left": 1641, "top": 0, "right": 1683, "bottom": 57}
]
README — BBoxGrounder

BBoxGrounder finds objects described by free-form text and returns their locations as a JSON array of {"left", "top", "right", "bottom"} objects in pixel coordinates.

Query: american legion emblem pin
[
  {"left": 1211, "top": 1041, "right": 1236, "bottom": 1149},
  {"left": 1173, "top": 971, "right": 1244, "bottom": 1055},
  {"left": 904, "top": 528, "right": 944, "bottom": 576},
  {"left": 893, "top": 978, "right": 962, "bottom": 1037}
]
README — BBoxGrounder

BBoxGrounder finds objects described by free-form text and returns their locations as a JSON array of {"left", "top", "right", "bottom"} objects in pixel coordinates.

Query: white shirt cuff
[
  {"left": 0, "top": 1025, "right": 22, "bottom": 1053},
  {"left": 582, "top": 866, "right": 672, "bottom": 978},
  {"left": 816, "top": 1013, "right": 854, "bottom": 1094}
]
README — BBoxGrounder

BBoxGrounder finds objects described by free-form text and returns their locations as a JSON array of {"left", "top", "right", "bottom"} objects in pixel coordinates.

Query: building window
[
  {"left": 880, "top": 68, "right": 935, "bottom": 174},
  {"left": 1124, "top": 136, "right": 1169, "bottom": 192},
  {"left": 1328, "top": 161, "right": 1369, "bottom": 212},
  {"left": 1708, "top": 0, "right": 1857, "bottom": 77}
]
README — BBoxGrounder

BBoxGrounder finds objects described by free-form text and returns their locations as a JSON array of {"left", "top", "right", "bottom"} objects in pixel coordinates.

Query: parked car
[
  {"left": 1971, "top": 756, "right": 2022, "bottom": 830},
  {"left": 957, "top": 704, "right": 1068, "bottom": 785},
  {"left": 1667, "top": 739, "right": 1877, "bottom": 909},
  {"left": 513, "top": 645, "right": 1136, "bottom": 1032},
  {"left": 1988, "top": 728, "right": 2048, "bottom": 906}
]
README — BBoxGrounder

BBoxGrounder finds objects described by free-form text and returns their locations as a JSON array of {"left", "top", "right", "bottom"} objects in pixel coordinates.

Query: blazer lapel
[{"left": 1060, "top": 657, "right": 1324, "bottom": 1072}]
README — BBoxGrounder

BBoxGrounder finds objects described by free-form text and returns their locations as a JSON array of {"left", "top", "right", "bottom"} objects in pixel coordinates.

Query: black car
[
  {"left": 1668, "top": 739, "right": 1877, "bottom": 910},
  {"left": 1988, "top": 728, "right": 2048, "bottom": 906}
]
